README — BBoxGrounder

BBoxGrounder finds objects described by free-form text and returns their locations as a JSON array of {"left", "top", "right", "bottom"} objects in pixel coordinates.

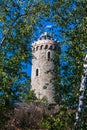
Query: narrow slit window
[
  {"left": 36, "top": 69, "right": 39, "bottom": 76},
  {"left": 48, "top": 51, "right": 50, "bottom": 60}
]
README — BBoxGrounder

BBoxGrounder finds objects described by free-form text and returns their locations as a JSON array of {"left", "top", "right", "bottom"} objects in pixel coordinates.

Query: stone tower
[{"left": 31, "top": 32, "right": 60, "bottom": 103}]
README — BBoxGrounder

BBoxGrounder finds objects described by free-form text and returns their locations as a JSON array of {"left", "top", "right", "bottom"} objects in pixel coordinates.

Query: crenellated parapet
[{"left": 32, "top": 39, "right": 60, "bottom": 53}]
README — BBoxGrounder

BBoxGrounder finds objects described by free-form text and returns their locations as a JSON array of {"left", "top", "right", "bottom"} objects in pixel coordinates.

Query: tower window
[
  {"left": 36, "top": 46, "right": 39, "bottom": 51},
  {"left": 36, "top": 69, "right": 39, "bottom": 76},
  {"left": 32, "top": 48, "right": 35, "bottom": 53},
  {"left": 40, "top": 45, "right": 43, "bottom": 50},
  {"left": 49, "top": 45, "right": 52, "bottom": 50},
  {"left": 46, "top": 51, "right": 51, "bottom": 60},
  {"left": 45, "top": 45, "right": 48, "bottom": 49},
  {"left": 48, "top": 51, "right": 50, "bottom": 60}
]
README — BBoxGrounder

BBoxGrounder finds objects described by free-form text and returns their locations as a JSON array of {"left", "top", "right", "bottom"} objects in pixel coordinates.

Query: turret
[{"left": 31, "top": 32, "right": 60, "bottom": 103}]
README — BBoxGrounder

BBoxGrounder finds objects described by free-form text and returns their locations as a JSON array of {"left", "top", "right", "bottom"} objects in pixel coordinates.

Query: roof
[
  {"left": 32, "top": 32, "right": 59, "bottom": 47},
  {"left": 39, "top": 32, "right": 52, "bottom": 40}
]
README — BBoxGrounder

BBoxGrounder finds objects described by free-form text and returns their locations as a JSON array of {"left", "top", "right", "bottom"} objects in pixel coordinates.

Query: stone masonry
[{"left": 31, "top": 33, "right": 60, "bottom": 103}]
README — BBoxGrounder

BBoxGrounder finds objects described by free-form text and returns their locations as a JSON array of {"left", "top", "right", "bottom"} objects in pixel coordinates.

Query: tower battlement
[{"left": 32, "top": 39, "right": 60, "bottom": 53}]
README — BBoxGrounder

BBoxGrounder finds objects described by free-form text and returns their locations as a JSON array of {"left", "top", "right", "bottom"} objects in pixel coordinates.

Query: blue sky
[{"left": 0, "top": 0, "right": 76, "bottom": 78}]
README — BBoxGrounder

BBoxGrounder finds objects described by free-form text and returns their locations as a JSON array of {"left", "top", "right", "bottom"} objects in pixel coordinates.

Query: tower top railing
[{"left": 39, "top": 32, "right": 52, "bottom": 40}]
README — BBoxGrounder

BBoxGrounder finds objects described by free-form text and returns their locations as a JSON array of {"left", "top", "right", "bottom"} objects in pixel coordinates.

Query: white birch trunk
[{"left": 75, "top": 54, "right": 87, "bottom": 129}]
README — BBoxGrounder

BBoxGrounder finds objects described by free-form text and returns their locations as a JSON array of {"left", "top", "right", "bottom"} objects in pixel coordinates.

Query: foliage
[
  {"left": 41, "top": 106, "right": 74, "bottom": 130},
  {"left": 50, "top": 0, "right": 87, "bottom": 129},
  {"left": 51, "top": 0, "right": 86, "bottom": 106},
  {"left": 24, "top": 90, "right": 37, "bottom": 103},
  {"left": 0, "top": 0, "right": 87, "bottom": 129},
  {"left": 1, "top": 103, "right": 56, "bottom": 130},
  {"left": 0, "top": 0, "right": 50, "bottom": 127}
]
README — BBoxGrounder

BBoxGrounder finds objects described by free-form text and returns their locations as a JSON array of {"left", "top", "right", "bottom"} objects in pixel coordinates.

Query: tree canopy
[
  {"left": 0, "top": 0, "right": 87, "bottom": 129},
  {"left": 0, "top": 0, "right": 50, "bottom": 127}
]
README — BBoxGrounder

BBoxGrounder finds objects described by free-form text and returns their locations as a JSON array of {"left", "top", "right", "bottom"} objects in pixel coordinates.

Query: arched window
[
  {"left": 40, "top": 45, "right": 43, "bottom": 50},
  {"left": 48, "top": 51, "right": 50, "bottom": 60},
  {"left": 49, "top": 45, "right": 52, "bottom": 50},
  {"left": 36, "top": 46, "right": 38, "bottom": 51},
  {"left": 46, "top": 51, "right": 51, "bottom": 60},
  {"left": 45, "top": 45, "right": 48, "bottom": 49},
  {"left": 36, "top": 69, "right": 39, "bottom": 76},
  {"left": 32, "top": 48, "right": 35, "bottom": 53}
]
